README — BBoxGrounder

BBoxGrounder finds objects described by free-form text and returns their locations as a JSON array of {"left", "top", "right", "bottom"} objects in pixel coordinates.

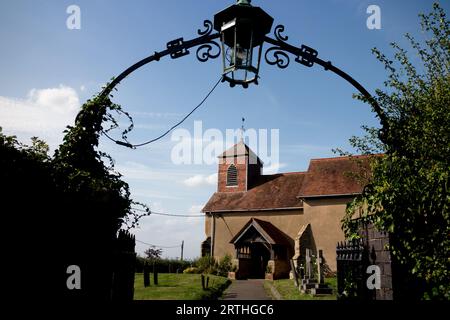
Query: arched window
[{"left": 226, "top": 164, "right": 238, "bottom": 186}]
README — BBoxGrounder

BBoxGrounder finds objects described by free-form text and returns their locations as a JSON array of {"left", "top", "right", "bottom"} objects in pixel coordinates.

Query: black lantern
[{"left": 214, "top": 0, "right": 274, "bottom": 88}]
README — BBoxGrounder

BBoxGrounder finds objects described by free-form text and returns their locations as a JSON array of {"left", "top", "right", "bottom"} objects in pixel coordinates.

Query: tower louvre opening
[{"left": 226, "top": 164, "right": 238, "bottom": 186}]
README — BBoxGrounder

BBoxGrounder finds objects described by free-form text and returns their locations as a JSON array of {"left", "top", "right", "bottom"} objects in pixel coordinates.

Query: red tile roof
[
  {"left": 219, "top": 140, "right": 261, "bottom": 161},
  {"left": 202, "top": 172, "right": 305, "bottom": 212},
  {"left": 202, "top": 155, "right": 374, "bottom": 213},
  {"left": 299, "top": 155, "right": 373, "bottom": 198}
]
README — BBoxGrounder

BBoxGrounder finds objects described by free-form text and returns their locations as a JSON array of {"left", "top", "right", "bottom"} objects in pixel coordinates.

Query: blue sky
[{"left": 1, "top": 0, "right": 447, "bottom": 259}]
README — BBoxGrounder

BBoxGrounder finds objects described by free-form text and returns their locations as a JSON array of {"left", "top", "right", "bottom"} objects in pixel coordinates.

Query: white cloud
[
  {"left": 206, "top": 173, "right": 218, "bottom": 185},
  {"left": 189, "top": 205, "right": 204, "bottom": 214},
  {"left": 115, "top": 161, "right": 186, "bottom": 182},
  {"left": 183, "top": 173, "right": 218, "bottom": 187},
  {"left": 263, "top": 162, "right": 288, "bottom": 174},
  {"left": 132, "top": 202, "right": 206, "bottom": 259},
  {"left": 0, "top": 85, "right": 80, "bottom": 149},
  {"left": 131, "top": 189, "right": 183, "bottom": 200}
]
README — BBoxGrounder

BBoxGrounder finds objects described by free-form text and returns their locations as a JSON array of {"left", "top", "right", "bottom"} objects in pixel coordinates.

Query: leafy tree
[
  {"left": 144, "top": 247, "right": 163, "bottom": 260},
  {"left": 1, "top": 86, "right": 149, "bottom": 300},
  {"left": 340, "top": 3, "right": 449, "bottom": 300}
]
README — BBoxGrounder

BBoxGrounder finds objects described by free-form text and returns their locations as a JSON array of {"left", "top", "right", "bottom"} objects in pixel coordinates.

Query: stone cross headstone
[
  {"left": 317, "top": 249, "right": 324, "bottom": 284},
  {"left": 305, "top": 248, "right": 312, "bottom": 279}
]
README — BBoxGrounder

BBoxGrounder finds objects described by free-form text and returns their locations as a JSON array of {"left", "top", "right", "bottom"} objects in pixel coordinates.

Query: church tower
[{"left": 217, "top": 141, "right": 263, "bottom": 192}]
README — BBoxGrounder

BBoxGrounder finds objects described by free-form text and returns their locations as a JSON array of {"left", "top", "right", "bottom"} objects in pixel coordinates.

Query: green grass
[
  {"left": 134, "top": 273, "right": 231, "bottom": 300},
  {"left": 265, "top": 277, "right": 337, "bottom": 300}
]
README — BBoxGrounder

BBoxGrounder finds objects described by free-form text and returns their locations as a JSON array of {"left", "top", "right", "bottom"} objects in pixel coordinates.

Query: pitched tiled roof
[
  {"left": 298, "top": 155, "right": 373, "bottom": 198},
  {"left": 229, "top": 218, "right": 291, "bottom": 246},
  {"left": 202, "top": 172, "right": 305, "bottom": 212},
  {"left": 219, "top": 141, "right": 262, "bottom": 163},
  {"left": 202, "top": 155, "right": 375, "bottom": 213}
]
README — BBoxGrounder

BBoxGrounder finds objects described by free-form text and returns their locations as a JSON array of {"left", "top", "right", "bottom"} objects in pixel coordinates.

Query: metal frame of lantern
[
  {"left": 96, "top": 4, "right": 389, "bottom": 146},
  {"left": 219, "top": 18, "right": 263, "bottom": 88},
  {"left": 213, "top": 0, "right": 273, "bottom": 88}
]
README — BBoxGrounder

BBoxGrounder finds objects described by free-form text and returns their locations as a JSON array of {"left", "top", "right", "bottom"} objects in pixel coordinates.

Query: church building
[{"left": 201, "top": 141, "right": 370, "bottom": 279}]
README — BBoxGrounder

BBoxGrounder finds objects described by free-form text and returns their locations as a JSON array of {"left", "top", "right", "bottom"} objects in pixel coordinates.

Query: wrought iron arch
[
  {"left": 75, "top": 19, "right": 388, "bottom": 147},
  {"left": 99, "top": 20, "right": 221, "bottom": 99}
]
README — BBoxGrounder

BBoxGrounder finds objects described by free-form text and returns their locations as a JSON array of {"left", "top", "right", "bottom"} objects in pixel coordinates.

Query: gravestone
[
  {"left": 317, "top": 249, "right": 324, "bottom": 285},
  {"left": 305, "top": 248, "right": 312, "bottom": 279},
  {"left": 300, "top": 249, "right": 316, "bottom": 292},
  {"left": 290, "top": 259, "right": 299, "bottom": 287},
  {"left": 300, "top": 248, "right": 333, "bottom": 296}
]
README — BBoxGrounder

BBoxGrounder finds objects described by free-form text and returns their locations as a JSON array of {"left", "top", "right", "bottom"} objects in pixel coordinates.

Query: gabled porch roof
[{"left": 229, "top": 218, "right": 290, "bottom": 246}]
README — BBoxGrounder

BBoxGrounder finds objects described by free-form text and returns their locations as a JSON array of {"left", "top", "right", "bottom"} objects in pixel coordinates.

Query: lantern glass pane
[{"left": 220, "top": 19, "right": 261, "bottom": 86}]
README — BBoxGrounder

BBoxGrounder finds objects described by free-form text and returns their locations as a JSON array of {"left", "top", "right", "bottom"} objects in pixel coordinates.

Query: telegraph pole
[{"left": 181, "top": 240, "right": 184, "bottom": 261}]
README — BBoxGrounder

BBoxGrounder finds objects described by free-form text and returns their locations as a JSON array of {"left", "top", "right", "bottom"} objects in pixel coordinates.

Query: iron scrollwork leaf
[
  {"left": 265, "top": 47, "right": 290, "bottom": 69},
  {"left": 196, "top": 20, "right": 221, "bottom": 62},
  {"left": 274, "top": 25, "right": 289, "bottom": 42},
  {"left": 265, "top": 24, "right": 319, "bottom": 69},
  {"left": 196, "top": 42, "right": 221, "bottom": 62},
  {"left": 198, "top": 20, "right": 214, "bottom": 36},
  {"left": 264, "top": 24, "right": 291, "bottom": 69}
]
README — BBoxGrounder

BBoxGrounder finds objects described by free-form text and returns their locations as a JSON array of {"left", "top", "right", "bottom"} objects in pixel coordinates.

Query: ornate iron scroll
[
  {"left": 166, "top": 20, "right": 220, "bottom": 62},
  {"left": 196, "top": 20, "right": 221, "bottom": 62},
  {"left": 264, "top": 25, "right": 291, "bottom": 68},
  {"left": 274, "top": 24, "right": 289, "bottom": 42},
  {"left": 197, "top": 20, "right": 214, "bottom": 36},
  {"left": 264, "top": 24, "right": 319, "bottom": 69},
  {"left": 265, "top": 47, "right": 290, "bottom": 69}
]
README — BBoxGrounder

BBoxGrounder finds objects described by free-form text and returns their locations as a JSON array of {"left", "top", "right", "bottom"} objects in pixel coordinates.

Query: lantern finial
[{"left": 237, "top": 0, "right": 251, "bottom": 6}]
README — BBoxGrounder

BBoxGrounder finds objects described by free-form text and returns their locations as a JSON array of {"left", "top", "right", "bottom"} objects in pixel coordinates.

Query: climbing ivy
[{"left": 52, "top": 88, "right": 149, "bottom": 231}]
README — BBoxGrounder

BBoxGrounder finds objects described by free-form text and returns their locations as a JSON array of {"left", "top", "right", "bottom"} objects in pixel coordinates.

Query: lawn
[
  {"left": 265, "top": 277, "right": 337, "bottom": 300},
  {"left": 134, "top": 273, "right": 231, "bottom": 300}
]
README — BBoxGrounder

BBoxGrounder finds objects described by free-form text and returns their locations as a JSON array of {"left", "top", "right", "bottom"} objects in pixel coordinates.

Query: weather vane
[{"left": 240, "top": 117, "right": 246, "bottom": 142}]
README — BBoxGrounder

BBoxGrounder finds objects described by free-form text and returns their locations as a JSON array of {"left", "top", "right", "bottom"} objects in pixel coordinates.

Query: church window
[{"left": 226, "top": 164, "right": 238, "bottom": 186}]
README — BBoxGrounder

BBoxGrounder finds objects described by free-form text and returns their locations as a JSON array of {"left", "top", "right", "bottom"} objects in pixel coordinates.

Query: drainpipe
[{"left": 210, "top": 212, "right": 215, "bottom": 258}]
